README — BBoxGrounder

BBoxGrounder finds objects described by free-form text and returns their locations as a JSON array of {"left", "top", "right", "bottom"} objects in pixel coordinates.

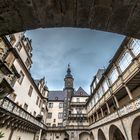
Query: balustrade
[{"left": 0, "top": 97, "right": 46, "bottom": 129}]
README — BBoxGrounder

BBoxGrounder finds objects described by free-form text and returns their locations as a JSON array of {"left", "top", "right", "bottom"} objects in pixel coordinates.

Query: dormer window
[{"left": 55, "top": 97, "right": 58, "bottom": 100}]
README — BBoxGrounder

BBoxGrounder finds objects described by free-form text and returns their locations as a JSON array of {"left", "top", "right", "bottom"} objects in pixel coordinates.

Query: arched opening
[
  {"left": 98, "top": 129, "right": 106, "bottom": 140},
  {"left": 79, "top": 132, "right": 90, "bottom": 140},
  {"left": 64, "top": 132, "right": 69, "bottom": 140},
  {"left": 109, "top": 125, "right": 126, "bottom": 140},
  {"left": 132, "top": 116, "right": 140, "bottom": 140},
  {"left": 90, "top": 132, "right": 94, "bottom": 140}
]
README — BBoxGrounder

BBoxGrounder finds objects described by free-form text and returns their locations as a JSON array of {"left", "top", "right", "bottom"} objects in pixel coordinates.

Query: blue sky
[{"left": 26, "top": 28, "right": 125, "bottom": 93}]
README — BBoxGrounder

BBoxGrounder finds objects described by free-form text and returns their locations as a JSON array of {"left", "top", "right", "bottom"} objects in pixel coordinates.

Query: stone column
[
  {"left": 100, "top": 108, "right": 104, "bottom": 117},
  {"left": 113, "top": 95, "right": 119, "bottom": 108},
  {"left": 105, "top": 102, "right": 110, "bottom": 114},
  {"left": 124, "top": 84, "right": 133, "bottom": 100},
  {"left": 96, "top": 112, "right": 99, "bottom": 120}
]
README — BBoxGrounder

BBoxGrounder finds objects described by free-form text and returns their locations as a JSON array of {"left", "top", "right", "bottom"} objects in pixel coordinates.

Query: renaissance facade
[{"left": 0, "top": 33, "right": 140, "bottom": 140}]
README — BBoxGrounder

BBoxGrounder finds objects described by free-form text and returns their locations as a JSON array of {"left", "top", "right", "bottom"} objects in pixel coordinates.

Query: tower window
[{"left": 48, "top": 103, "right": 53, "bottom": 108}]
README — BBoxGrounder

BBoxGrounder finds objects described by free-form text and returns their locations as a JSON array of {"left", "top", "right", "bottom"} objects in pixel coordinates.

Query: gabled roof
[
  {"left": 74, "top": 87, "right": 89, "bottom": 97},
  {"left": 48, "top": 91, "right": 65, "bottom": 101}
]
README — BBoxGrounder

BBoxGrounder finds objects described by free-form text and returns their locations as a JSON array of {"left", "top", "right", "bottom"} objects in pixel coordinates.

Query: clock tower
[
  {"left": 64, "top": 64, "right": 74, "bottom": 90},
  {"left": 63, "top": 64, "right": 74, "bottom": 125}
]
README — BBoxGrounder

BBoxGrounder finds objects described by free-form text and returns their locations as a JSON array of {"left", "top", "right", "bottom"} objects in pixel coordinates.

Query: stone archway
[
  {"left": 98, "top": 129, "right": 106, "bottom": 140},
  {"left": 79, "top": 132, "right": 90, "bottom": 140},
  {"left": 0, "top": 0, "right": 140, "bottom": 38},
  {"left": 109, "top": 125, "right": 126, "bottom": 140},
  {"left": 132, "top": 116, "right": 140, "bottom": 140}
]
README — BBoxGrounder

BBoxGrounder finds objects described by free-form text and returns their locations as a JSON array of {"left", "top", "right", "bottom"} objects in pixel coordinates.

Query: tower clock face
[{"left": 67, "top": 79, "right": 72, "bottom": 86}]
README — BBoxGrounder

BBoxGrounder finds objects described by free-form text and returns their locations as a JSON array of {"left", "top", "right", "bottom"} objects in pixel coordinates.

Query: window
[
  {"left": 98, "top": 87, "right": 104, "bottom": 99},
  {"left": 130, "top": 39, "right": 140, "bottom": 56},
  {"left": 77, "top": 98, "right": 80, "bottom": 102},
  {"left": 109, "top": 68, "right": 119, "bottom": 84},
  {"left": 94, "top": 93, "right": 99, "bottom": 103},
  {"left": 58, "top": 123, "right": 63, "bottom": 127},
  {"left": 33, "top": 111, "right": 36, "bottom": 116},
  {"left": 28, "top": 86, "right": 33, "bottom": 97},
  {"left": 58, "top": 112, "right": 63, "bottom": 119},
  {"left": 25, "top": 58, "right": 30, "bottom": 68},
  {"left": 39, "top": 100, "right": 42, "bottom": 108},
  {"left": 16, "top": 43, "right": 22, "bottom": 51},
  {"left": 23, "top": 103, "right": 28, "bottom": 111},
  {"left": 59, "top": 103, "right": 63, "bottom": 108},
  {"left": 36, "top": 96, "right": 39, "bottom": 105},
  {"left": 9, "top": 93, "right": 17, "bottom": 101},
  {"left": 49, "top": 103, "right": 53, "bottom": 108},
  {"left": 18, "top": 71, "right": 24, "bottom": 84},
  {"left": 46, "top": 123, "right": 51, "bottom": 126},
  {"left": 48, "top": 113, "right": 52, "bottom": 118},
  {"left": 103, "top": 80, "right": 109, "bottom": 92},
  {"left": 118, "top": 51, "right": 132, "bottom": 72}
]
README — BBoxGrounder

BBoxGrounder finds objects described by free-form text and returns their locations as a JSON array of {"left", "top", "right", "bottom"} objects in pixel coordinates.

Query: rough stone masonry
[{"left": 0, "top": 0, "right": 140, "bottom": 38}]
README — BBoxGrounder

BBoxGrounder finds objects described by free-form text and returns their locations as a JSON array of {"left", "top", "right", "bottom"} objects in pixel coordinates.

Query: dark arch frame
[
  {"left": 109, "top": 125, "right": 126, "bottom": 140},
  {"left": 98, "top": 129, "right": 106, "bottom": 140},
  {"left": 132, "top": 116, "right": 140, "bottom": 140}
]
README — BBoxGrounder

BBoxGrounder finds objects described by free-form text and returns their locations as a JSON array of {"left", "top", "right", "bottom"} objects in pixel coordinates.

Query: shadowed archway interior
[
  {"left": 98, "top": 129, "right": 106, "bottom": 140},
  {"left": 109, "top": 125, "right": 126, "bottom": 140},
  {"left": 132, "top": 116, "right": 140, "bottom": 140}
]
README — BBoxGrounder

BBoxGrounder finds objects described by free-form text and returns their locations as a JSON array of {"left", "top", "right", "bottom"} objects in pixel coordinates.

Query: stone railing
[
  {"left": 70, "top": 102, "right": 86, "bottom": 106},
  {"left": 0, "top": 97, "right": 47, "bottom": 130},
  {"left": 66, "top": 125, "right": 89, "bottom": 130},
  {"left": 46, "top": 125, "right": 89, "bottom": 131},
  {"left": 46, "top": 126, "right": 65, "bottom": 131},
  {"left": 89, "top": 97, "right": 140, "bottom": 129},
  {"left": 69, "top": 114, "right": 87, "bottom": 118}
]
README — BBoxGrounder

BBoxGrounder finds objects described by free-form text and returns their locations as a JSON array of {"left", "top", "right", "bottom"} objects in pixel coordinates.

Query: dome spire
[
  {"left": 65, "top": 63, "right": 73, "bottom": 78},
  {"left": 67, "top": 63, "right": 71, "bottom": 75}
]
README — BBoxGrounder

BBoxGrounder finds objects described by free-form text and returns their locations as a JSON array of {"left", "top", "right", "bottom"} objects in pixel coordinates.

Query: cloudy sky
[{"left": 26, "top": 28, "right": 125, "bottom": 93}]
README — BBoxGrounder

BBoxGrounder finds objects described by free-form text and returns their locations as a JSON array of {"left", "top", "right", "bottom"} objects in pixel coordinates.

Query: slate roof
[
  {"left": 74, "top": 87, "right": 89, "bottom": 97},
  {"left": 48, "top": 91, "right": 65, "bottom": 101}
]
